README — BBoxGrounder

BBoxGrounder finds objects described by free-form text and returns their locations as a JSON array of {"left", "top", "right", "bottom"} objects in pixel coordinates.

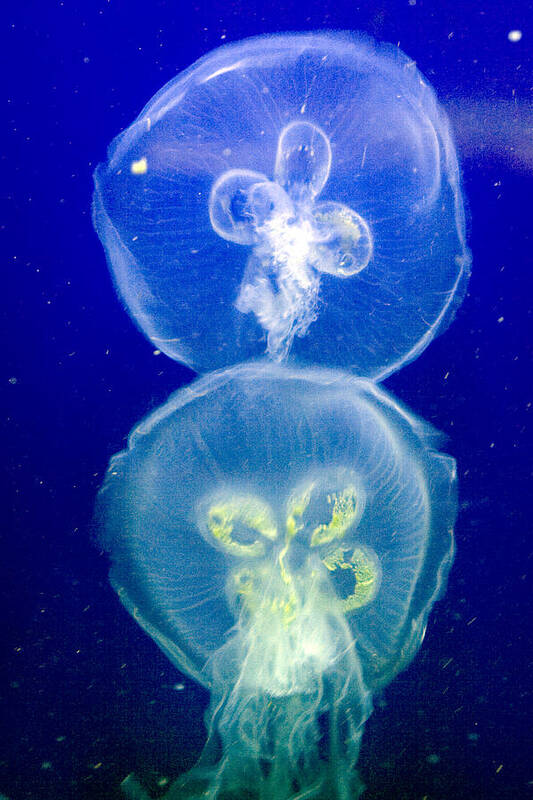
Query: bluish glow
[{"left": 93, "top": 31, "right": 470, "bottom": 378}]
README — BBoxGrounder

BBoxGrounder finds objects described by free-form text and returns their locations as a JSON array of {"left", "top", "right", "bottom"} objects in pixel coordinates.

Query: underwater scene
[{"left": 3, "top": 3, "right": 532, "bottom": 800}]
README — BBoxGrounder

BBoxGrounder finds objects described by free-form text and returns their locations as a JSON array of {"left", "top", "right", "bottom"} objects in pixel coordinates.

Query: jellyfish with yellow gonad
[{"left": 97, "top": 364, "right": 456, "bottom": 799}]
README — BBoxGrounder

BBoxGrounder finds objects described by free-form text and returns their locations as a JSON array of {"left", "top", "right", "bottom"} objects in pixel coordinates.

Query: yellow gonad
[
  {"left": 310, "top": 486, "right": 359, "bottom": 547},
  {"left": 206, "top": 495, "right": 278, "bottom": 557},
  {"left": 206, "top": 477, "right": 377, "bottom": 624},
  {"left": 322, "top": 546, "right": 381, "bottom": 612}
]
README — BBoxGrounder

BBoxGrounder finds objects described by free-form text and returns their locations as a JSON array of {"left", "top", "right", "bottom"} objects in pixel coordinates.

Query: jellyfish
[
  {"left": 96, "top": 363, "right": 457, "bottom": 800},
  {"left": 93, "top": 31, "right": 470, "bottom": 377},
  {"left": 93, "top": 30, "right": 470, "bottom": 800}
]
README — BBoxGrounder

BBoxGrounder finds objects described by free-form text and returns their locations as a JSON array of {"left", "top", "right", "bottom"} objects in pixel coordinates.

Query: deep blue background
[{"left": 3, "top": 1, "right": 532, "bottom": 799}]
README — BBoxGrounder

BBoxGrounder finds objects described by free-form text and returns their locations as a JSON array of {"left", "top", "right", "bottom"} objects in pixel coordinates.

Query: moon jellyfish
[
  {"left": 97, "top": 363, "right": 457, "bottom": 800},
  {"left": 92, "top": 29, "right": 470, "bottom": 800},
  {"left": 93, "top": 31, "right": 470, "bottom": 377}
]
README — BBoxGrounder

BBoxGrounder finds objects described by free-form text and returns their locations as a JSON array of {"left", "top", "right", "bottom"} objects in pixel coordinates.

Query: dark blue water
[{"left": 3, "top": 1, "right": 532, "bottom": 799}]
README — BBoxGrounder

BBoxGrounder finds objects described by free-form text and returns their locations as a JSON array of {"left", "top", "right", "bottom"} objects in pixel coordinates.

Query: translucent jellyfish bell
[
  {"left": 93, "top": 32, "right": 470, "bottom": 377},
  {"left": 97, "top": 363, "right": 456, "bottom": 800}
]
